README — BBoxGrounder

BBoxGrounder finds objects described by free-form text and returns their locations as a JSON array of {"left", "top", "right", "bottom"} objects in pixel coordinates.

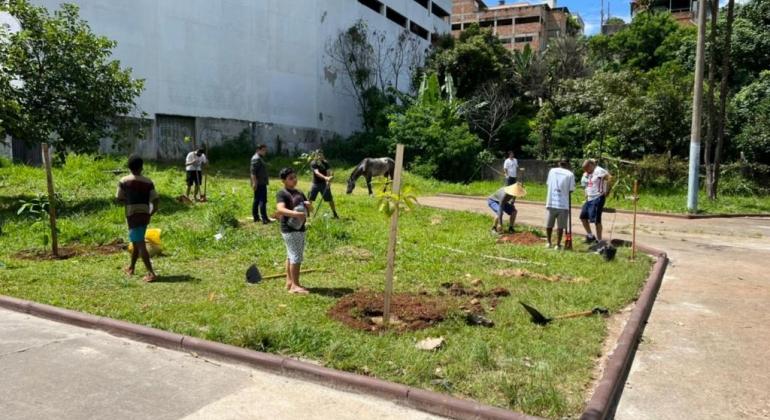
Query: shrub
[
  {"left": 207, "top": 130, "right": 253, "bottom": 161},
  {"left": 204, "top": 195, "right": 240, "bottom": 231}
]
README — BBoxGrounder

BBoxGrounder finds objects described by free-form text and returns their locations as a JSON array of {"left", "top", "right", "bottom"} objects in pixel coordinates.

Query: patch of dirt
[
  {"left": 328, "top": 291, "right": 452, "bottom": 332},
  {"left": 334, "top": 246, "right": 374, "bottom": 261},
  {"left": 492, "top": 268, "right": 589, "bottom": 283},
  {"left": 496, "top": 232, "right": 542, "bottom": 245},
  {"left": 13, "top": 239, "right": 127, "bottom": 261},
  {"left": 439, "top": 282, "right": 510, "bottom": 298}
]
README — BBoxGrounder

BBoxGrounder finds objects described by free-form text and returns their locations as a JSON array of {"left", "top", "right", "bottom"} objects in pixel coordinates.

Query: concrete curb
[
  {"left": 434, "top": 193, "right": 770, "bottom": 220},
  {"left": 0, "top": 244, "right": 668, "bottom": 420},
  {"left": 581, "top": 242, "right": 668, "bottom": 420}
]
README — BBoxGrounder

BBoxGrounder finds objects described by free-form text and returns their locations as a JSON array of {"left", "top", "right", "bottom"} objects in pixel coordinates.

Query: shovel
[
  {"left": 199, "top": 143, "right": 209, "bottom": 203},
  {"left": 519, "top": 302, "right": 609, "bottom": 326},
  {"left": 564, "top": 191, "right": 573, "bottom": 250},
  {"left": 246, "top": 264, "right": 323, "bottom": 284}
]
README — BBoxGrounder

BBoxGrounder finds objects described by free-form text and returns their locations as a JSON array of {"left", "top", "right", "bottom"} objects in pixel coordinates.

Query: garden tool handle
[{"left": 554, "top": 310, "right": 594, "bottom": 320}]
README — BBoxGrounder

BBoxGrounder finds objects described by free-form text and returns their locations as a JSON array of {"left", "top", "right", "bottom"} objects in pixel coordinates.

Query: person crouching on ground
[
  {"left": 488, "top": 184, "right": 519, "bottom": 234},
  {"left": 580, "top": 159, "right": 611, "bottom": 243},
  {"left": 276, "top": 168, "right": 313, "bottom": 294},
  {"left": 184, "top": 148, "right": 207, "bottom": 201},
  {"left": 544, "top": 159, "right": 575, "bottom": 249},
  {"left": 116, "top": 156, "right": 159, "bottom": 282},
  {"left": 309, "top": 150, "right": 339, "bottom": 219}
]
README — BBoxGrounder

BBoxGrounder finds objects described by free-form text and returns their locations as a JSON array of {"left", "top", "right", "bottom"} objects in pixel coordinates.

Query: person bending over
[{"left": 488, "top": 184, "right": 518, "bottom": 234}]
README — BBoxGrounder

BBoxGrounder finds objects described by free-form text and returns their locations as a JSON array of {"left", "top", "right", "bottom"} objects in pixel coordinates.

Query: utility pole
[{"left": 687, "top": 0, "right": 707, "bottom": 213}]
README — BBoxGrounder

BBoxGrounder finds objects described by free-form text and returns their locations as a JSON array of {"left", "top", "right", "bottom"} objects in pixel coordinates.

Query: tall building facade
[
  {"left": 451, "top": 0, "right": 581, "bottom": 52},
  {"left": 14, "top": 0, "right": 450, "bottom": 160}
]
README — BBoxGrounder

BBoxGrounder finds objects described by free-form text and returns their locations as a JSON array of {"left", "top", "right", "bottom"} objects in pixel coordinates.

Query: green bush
[{"left": 207, "top": 130, "right": 254, "bottom": 162}]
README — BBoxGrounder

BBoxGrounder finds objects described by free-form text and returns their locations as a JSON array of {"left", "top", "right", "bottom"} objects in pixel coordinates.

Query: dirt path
[{"left": 419, "top": 195, "right": 770, "bottom": 420}]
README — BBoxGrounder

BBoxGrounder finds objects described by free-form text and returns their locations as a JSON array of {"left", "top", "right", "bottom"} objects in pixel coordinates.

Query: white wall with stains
[{"left": 23, "top": 0, "right": 450, "bottom": 157}]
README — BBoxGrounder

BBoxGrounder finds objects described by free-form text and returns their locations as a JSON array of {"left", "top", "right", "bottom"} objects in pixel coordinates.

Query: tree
[
  {"left": 729, "top": 0, "right": 770, "bottom": 87},
  {"left": 326, "top": 20, "right": 423, "bottom": 131},
  {"left": 528, "top": 101, "right": 555, "bottom": 159},
  {"left": 467, "top": 82, "right": 515, "bottom": 149},
  {"left": 706, "top": 0, "right": 736, "bottom": 199},
  {"left": 0, "top": 0, "right": 144, "bottom": 154},
  {"left": 387, "top": 74, "right": 481, "bottom": 181},
  {"left": 592, "top": 11, "right": 683, "bottom": 71},
  {"left": 731, "top": 71, "right": 770, "bottom": 163},
  {"left": 423, "top": 23, "right": 513, "bottom": 99}
]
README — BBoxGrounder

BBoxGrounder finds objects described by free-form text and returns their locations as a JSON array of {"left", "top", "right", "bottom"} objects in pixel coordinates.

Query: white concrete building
[{"left": 19, "top": 0, "right": 451, "bottom": 160}]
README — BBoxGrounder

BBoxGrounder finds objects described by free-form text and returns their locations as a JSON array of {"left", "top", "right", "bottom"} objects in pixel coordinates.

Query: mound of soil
[
  {"left": 496, "top": 232, "right": 542, "bottom": 246},
  {"left": 14, "top": 239, "right": 127, "bottom": 261},
  {"left": 439, "top": 282, "right": 510, "bottom": 298},
  {"left": 329, "top": 291, "right": 451, "bottom": 332}
]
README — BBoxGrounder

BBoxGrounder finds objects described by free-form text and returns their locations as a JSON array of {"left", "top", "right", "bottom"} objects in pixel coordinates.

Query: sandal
[
  {"left": 288, "top": 287, "right": 309, "bottom": 295},
  {"left": 123, "top": 267, "right": 135, "bottom": 276},
  {"left": 143, "top": 273, "right": 157, "bottom": 283}
]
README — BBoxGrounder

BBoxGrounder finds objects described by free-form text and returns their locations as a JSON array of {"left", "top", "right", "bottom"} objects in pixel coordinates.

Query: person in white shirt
[
  {"left": 184, "top": 148, "right": 208, "bottom": 201},
  {"left": 579, "top": 159, "right": 611, "bottom": 243},
  {"left": 503, "top": 151, "right": 519, "bottom": 186},
  {"left": 544, "top": 159, "right": 575, "bottom": 249}
]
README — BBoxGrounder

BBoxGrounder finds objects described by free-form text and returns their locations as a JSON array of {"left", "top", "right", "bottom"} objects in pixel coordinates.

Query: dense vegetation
[{"left": 325, "top": 0, "right": 770, "bottom": 199}]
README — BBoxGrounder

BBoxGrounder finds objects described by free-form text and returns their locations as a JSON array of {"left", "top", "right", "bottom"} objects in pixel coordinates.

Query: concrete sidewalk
[
  {"left": 0, "top": 308, "right": 439, "bottom": 420},
  {"left": 420, "top": 195, "right": 770, "bottom": 420}
]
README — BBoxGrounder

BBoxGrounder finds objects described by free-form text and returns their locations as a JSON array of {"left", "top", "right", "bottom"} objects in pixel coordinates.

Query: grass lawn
[
  {"left": 409, "top": 177, "right": 770, "bottom": 215},
  {"left": 0, "top": 155, "right": 653, "bottom": 418}
]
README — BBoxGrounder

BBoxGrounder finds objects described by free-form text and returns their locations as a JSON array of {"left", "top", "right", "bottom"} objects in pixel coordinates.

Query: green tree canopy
[
  {"left": 0, "top": 0, "right": 144, "bottom": 153},
  {"left": 423, "top": 23, "right": 512, "bottom": 99},
  {"left": 589, "top": 11, "right": 684, "bottom": 71}
]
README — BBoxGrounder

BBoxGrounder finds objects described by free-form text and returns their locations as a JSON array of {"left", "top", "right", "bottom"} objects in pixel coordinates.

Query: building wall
[
  {"left": 451, "top": 0, "right": 574, "bottom": 52},
  {"left": 23, "top": 0, "right": 450, "bottom": 160}
]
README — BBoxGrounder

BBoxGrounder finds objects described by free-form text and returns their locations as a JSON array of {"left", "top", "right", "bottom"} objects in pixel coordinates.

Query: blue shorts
[
  {"left": 580, "top": 196, "right": 606, "bottom": 224},
  {"left": 488, "top": 198, "right": 515, "bottom": 216},
  {"left": 128, "top": 225, "right": 148, "bottom": 243}
]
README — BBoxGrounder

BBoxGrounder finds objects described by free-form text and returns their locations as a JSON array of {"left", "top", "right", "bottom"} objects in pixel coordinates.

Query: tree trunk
[
  {"left": 705, "top": 0, "right": 719, "bottom": 200},
  {"left": 713, "top": 0, "right": 736, "bottom": 199}
]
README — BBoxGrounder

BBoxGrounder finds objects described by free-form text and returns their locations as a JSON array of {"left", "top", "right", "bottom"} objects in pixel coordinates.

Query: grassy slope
[{"left": 0, "top": 156, "right": 651, "bottom": 418}]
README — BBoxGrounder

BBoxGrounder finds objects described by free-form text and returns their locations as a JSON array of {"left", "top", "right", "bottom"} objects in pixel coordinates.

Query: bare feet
[
  {"left": 288, "top": 286, "right": 309, "bottom": 294},
  {"left": 123, "top": 266, "right": 135, "bottom": 276},
  {"left": 143, "top": 273, "right": 157, "bottom": 283}
]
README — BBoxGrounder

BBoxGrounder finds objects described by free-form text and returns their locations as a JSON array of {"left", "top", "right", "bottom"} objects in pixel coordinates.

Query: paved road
[
  {"left": 420, "top": 195, "right": 770, "bottom": 420},
  {"left": 0, "top": 308, "right": 439, "bottom": 420}
]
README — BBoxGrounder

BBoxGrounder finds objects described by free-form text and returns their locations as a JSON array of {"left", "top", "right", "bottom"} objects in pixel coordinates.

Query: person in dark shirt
[
  {"left": 309, "top": 151, "right": 339, "bottom": 219},
  {"left": 116, "top": 156, "right": 159, "bottom": 282},
  {"left": 250, "top": 144, "right": 272, "bottom": 223},
  {"left": 276, "top": 167, "right": 313, "bottom": 294}
]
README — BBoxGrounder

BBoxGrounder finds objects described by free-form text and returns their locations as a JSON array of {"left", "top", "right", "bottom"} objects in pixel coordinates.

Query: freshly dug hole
[{"left": 328, "top": 291, "right": 452, "bottom": 332}]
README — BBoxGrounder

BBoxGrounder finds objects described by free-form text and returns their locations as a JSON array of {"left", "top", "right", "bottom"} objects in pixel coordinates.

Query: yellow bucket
[{"left": 127, "top": 228, "right": 163, "bottom": 257}]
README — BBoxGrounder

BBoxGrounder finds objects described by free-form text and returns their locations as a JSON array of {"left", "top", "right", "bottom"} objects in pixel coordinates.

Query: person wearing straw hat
[{"left": 487, "top": 183, "right": 521, "bottom": 234}]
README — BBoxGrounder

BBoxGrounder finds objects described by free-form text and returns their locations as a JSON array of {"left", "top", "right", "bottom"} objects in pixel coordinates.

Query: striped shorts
[{"left": 281, "top": 231, "right": 306, "bottom": 264}]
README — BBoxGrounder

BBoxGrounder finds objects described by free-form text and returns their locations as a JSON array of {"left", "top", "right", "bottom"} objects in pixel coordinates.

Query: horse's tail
[{"left": 387, "top": 157, "right": 395, "bottom": 179}]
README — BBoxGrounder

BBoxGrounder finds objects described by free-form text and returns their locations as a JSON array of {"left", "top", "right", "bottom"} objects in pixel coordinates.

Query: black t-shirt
[
  {"left": 276, "top": 188, "right": 308, "bottom": 233},
  {"left": 310, "top": 160, "right": 330, "bottom": 185}
]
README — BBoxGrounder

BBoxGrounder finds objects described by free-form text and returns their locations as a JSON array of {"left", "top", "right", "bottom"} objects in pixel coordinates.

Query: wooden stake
[
  {"left": 383, "top": 144, "right": 404, "bottom": 327},
  {"left": 632, "top": 180, "right": 638, "bottom": 261},
  {"left": 41, "top": 143, "right": 59, "bottom": 257}
]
